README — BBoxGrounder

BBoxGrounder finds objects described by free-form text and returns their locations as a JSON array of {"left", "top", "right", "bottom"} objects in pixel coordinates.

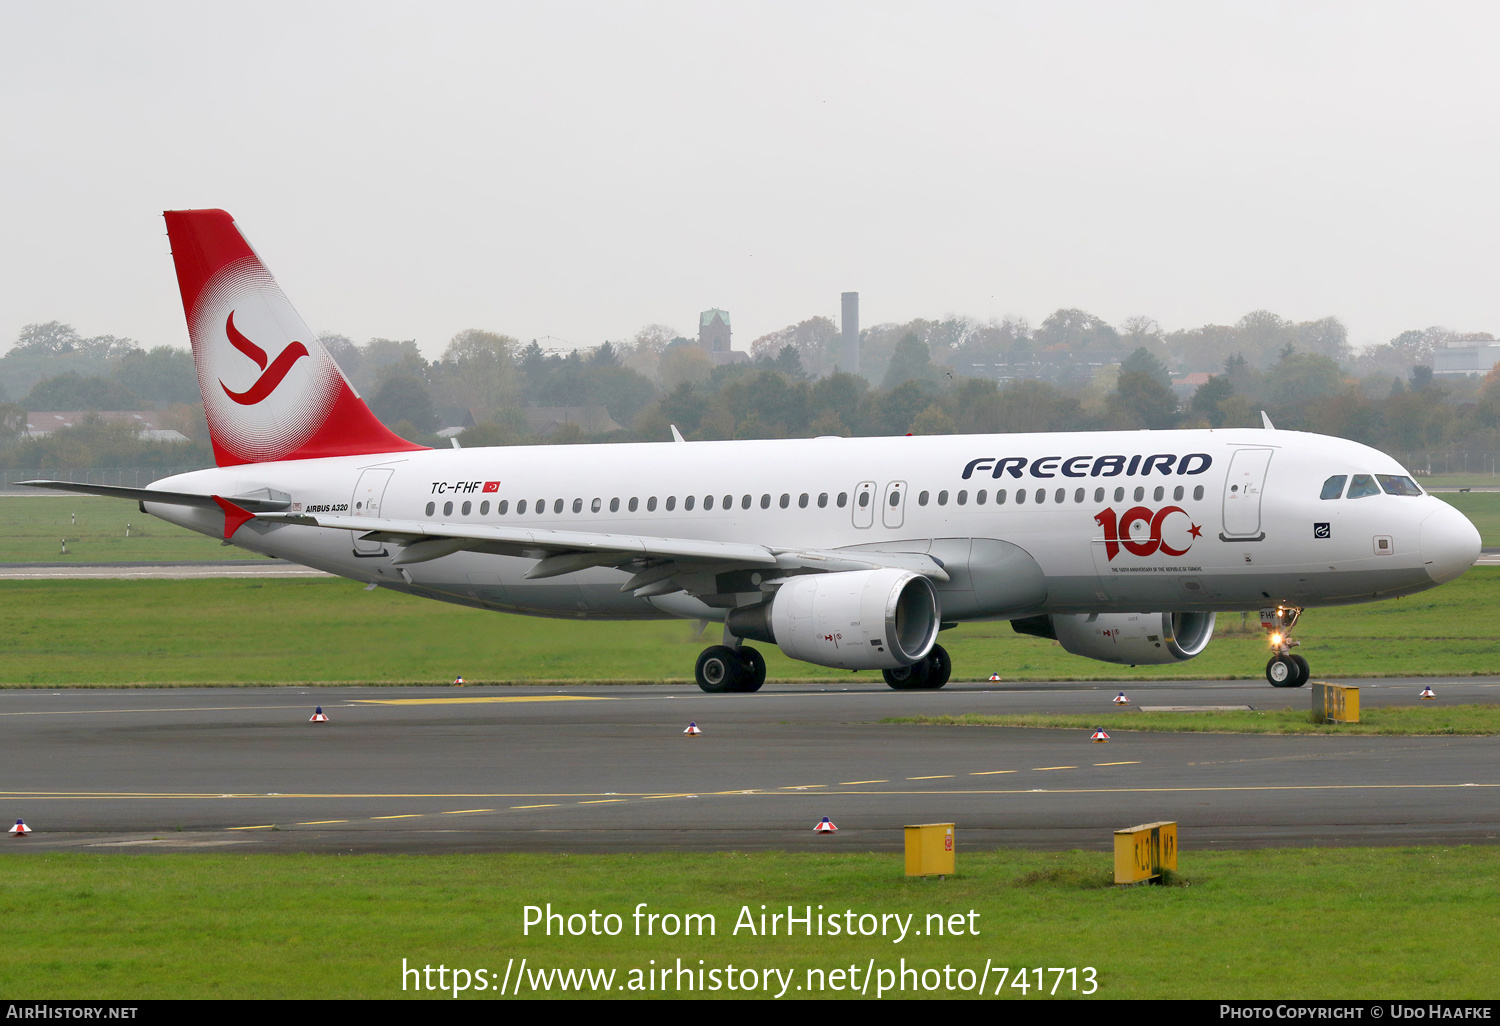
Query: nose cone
[{"left": 1420, "top": 501, "right": 1482, "bottom": 584}]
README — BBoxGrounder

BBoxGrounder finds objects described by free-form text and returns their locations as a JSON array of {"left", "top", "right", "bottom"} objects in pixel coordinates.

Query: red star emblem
[{"left": 1188, "top": 523, "right": 1202, "bottom": 538}]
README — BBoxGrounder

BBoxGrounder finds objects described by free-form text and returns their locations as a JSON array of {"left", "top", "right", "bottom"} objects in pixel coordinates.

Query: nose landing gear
[{"left": 1261, "top": 606, "right": 1309, "bottom": 687}]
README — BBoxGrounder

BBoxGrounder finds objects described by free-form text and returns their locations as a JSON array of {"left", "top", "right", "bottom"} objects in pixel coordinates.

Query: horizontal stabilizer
[{"left": 18, "top": 480, "right": 292, "bottom": 512}]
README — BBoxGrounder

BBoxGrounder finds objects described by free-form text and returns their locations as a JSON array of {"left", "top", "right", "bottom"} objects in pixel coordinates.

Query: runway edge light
[
  {"left": 1113, "top": 691, "right": 1131, "bottom": 705},
  {"left": 814, "top": 816, "right": 837, "bottom": 833},
  {"left": 310, "top": 706, "right": 329, "bottom": 723},
  {"left": 683, "top": 721, "right": 701, "bottom": 736},
  {"left": 1420, "top": 685, "right": 1436, "bottom": 700},
  {"left": 1091, "top": 728, "right": 1110, "bottom": 742},
  {"left": 10, "top": 819, "right": 30, "bottom": 837}
]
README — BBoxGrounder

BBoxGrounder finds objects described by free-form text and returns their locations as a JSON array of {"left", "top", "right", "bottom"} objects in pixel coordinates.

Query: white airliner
[{"left": 26, "top": 210, "right": 1483, "bottom": 691}]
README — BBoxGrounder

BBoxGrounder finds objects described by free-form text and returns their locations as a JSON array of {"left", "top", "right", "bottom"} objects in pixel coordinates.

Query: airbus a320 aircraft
[{"left": 26, "top": 210, "right": 1483, "bottom": 691}]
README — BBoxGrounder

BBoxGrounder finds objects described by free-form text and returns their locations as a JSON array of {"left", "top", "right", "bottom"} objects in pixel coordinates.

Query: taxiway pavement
[{"left": 2, "top": 679, "right": 1496, "bottom": 854}]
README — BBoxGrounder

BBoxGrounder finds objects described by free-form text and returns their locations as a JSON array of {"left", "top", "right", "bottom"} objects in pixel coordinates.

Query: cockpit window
[
  {"left": 1377, "top": 475, "right": 1423, "bottom": 496},
  {"left": 1320, "top": 475, "right": 1347, "bottom": 500},
  {"left": 1346, "top": 474, "right": 1381, "bottom": 499}
]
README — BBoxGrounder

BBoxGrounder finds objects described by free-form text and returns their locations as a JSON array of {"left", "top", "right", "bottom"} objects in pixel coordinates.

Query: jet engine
[
  {"left": 1012, "top": 611, "right": 1216, "bottom": 665},
  {"left": 726, "top": 568, "right": 941, "bottom": 670}
]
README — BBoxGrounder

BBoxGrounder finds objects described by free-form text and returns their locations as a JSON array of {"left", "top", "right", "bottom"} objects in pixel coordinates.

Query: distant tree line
[{"left": 3, "top": 306, "right": 1498, "bottom": 471}]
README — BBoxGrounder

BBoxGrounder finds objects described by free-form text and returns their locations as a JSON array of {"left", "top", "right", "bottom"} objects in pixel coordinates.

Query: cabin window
[
  {"left": 742, "top": 494, "right": 752, "bottom": 509},
  {"left": 996, "top": 489, "right": 1007, "bottom": 504},
  {"left": 496, "top": 500, "right": 507, "bottom": 515},
  {"left": 799, "top": 493, "right": 809, "bottom": 508},
  {"left": 837, "top": 492, "right": 848, "bottom": 508},
  {"left": 628, "top": 497, "right": 638, "bottom": 512},
  {"left": 1094, "top": 488, "right": 1104, "bottom": 503},
  {"left": 703, "top": 495, "right": 714, "bottom": 511},
  {"left": 918, "top": 491, "right": 929, "bottom": 506},
  {"left": 572, "top": 498, "right": 583, "bottom": 513},
  {"left": 666, "top": 496, "right": 676, "bottom": 510},
  {"left": 937, "top": 490, "right": 948, "bottom": 506},
  {"left": 1173, "top": 486, "right": 1184, "bottom": 501},
  {"left": 1074, "top": 488, "right": 1084, "bottom": 503},
  {"left": 461, "top": 501, "right": 471, "bottom": 516},
  {"left": 1114, "top": 487, "right": 1125, "bottom": 503},
  {"left": 818, "top": 492, "right": 829, "bottom": 508},
  {"left": 609, "top": 497, "right": 619, "bottom": 512},
  {"left": 956, "top": 490, "right": 968, "bottom": 506},
  {"left": 1015, "top": 488, "right": 1026, "bottom": 505},
  {"left": 425, "top": 502, "right": 435, "bottom": 517},
  {"left": 443, "top": 501, "right": 453, "bottom": 516},
  {"left": 975, "top": 489, "right": 987, "bottom": 505},
  {"left": 591, "top": 498, "right": 602, "bottom": 513},
  {"left": 1193, "top": 485, "right": 1204, "bottom": 501},
  {"left": 1153, "top": 486, "right": 1164, "bottom": 502},
  {"left": 780, "top": 493, "right": 790, "bottom": 509},
  {"left": 857, "top": 491, "right": 869, "bottom": 508},
  {"left": 553, "top": 499, "right": 564, "bottom": 514},
  {"left": 1035, "top": 489, "right": 1046, "bottom": 504},
  {"left": 647, "top": 497, "right": 657, "bottom": 512},
  {"left": 760, "top": 494, "right": 771, "bottom": 509},
  {"left": 684, "top": 495, "right": 696, "bottom": 511},
  {"left": 1133, "top": 487, "right": 1144, "bottom": 502},
  {"left": 480, "top": 500, "right": 490, "bottom": 515},
  {"left": 722, "top": 494, "right": 732, "bottom": 509}
]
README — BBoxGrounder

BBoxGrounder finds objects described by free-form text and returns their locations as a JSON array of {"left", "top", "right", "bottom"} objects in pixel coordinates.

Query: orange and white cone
[
  {"left": 9, "top": 819, "right": 30, "bottom": 837},
  {"left": 1420, "top": 686, "right": 1436, "bottom": 700},
  {"left": 453, "top": 676, "right": 465, "bottom": 686},
  {"left": 814, "top": 816, "right": 838, "bottom": 833},
  {"left": 1091, "top": 728, "right": 1110, "bottom": 743},
  {"left": 1113, "top": 691, "right": 1131, "bottom": 705},
  {"left": 310, "top": 706, "right": 329, "bottom": 723},
  {"left": 989, "top": 673, "right": 1002, "bottom": 681},
  {"left": 683, "top": 722, "right": 701, "bottom": 736}
]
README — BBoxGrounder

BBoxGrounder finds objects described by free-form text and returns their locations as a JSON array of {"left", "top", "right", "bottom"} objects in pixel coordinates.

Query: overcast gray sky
[{"left": 3, "top": 1, "right": 1497, "bottom": 358}]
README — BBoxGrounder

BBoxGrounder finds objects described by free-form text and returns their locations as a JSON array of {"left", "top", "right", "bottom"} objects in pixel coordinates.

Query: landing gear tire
[
  {"left": 735, "top": 647, "right": 767, "bottom": 693},
  {"left": 1267, "top": 654, "right": 1305, "bottom": 687},
  {"left": 922, "top": 644, "right": 951, "bottom": 690},
  {"left": 883, "top": 660, "right": 930, "bottom": 690},
  {"left": 883, "top": 644, "right": 950, "bottom": 690},
  {"left": 696, "top": 646, "right": 744, "bottom": 693}
]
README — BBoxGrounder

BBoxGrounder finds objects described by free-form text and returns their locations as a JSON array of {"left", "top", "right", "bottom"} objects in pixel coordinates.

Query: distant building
[
  {"left": 1171, "top": 372, "right": 1214, "bottom": 398},
  {"left": 698, "top": 309, "right": 746, "bottom": 366},
  {"left": 1433, "top": 345, "right": 1500, "bottom": 378},
  {"left": 522, "top": 406, "right": 623, "bottom": 437},
  {"left": 24, "top": 411, "right": 189, "bottom": 443}
]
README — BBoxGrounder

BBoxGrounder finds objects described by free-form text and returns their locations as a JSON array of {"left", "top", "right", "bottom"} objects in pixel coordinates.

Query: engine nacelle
[
  {"left": 1015, "top": 611, "right": 1216, "bottom": 665},
  {"left": 726, "top": 568, "right": 941, "bottom": 671}
]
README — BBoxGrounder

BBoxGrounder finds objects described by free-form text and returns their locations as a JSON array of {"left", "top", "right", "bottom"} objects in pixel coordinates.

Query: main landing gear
[
  {"left": 1261, "top": 606, "right": 1309, "bottom": 687},
  {"left": 883, "top": 644, "right": 952, "bottom": 691},
  {"left": 694, "top": 644, "right": 767, "bottom": 693}
]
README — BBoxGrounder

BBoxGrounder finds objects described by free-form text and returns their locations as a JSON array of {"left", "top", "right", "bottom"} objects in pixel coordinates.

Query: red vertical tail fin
[{"left": 164, "top": 209, "right": 427, "bottom": 465}]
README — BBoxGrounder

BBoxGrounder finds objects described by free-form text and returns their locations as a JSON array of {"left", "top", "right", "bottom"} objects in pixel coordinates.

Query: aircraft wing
[{"left": 253, "top": 510, "right": 949, "bottom": 593}]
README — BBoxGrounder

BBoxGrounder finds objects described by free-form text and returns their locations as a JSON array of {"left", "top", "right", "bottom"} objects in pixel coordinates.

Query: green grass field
[
  {"left": 0, "top": 495, "right": 258, "bottom": 562},
  {"left": 1, "top": 568, "right": 1498, "bottom": 685},
  {"left": 2, "top": 848, "right": 1496, "bottom": 999}
]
